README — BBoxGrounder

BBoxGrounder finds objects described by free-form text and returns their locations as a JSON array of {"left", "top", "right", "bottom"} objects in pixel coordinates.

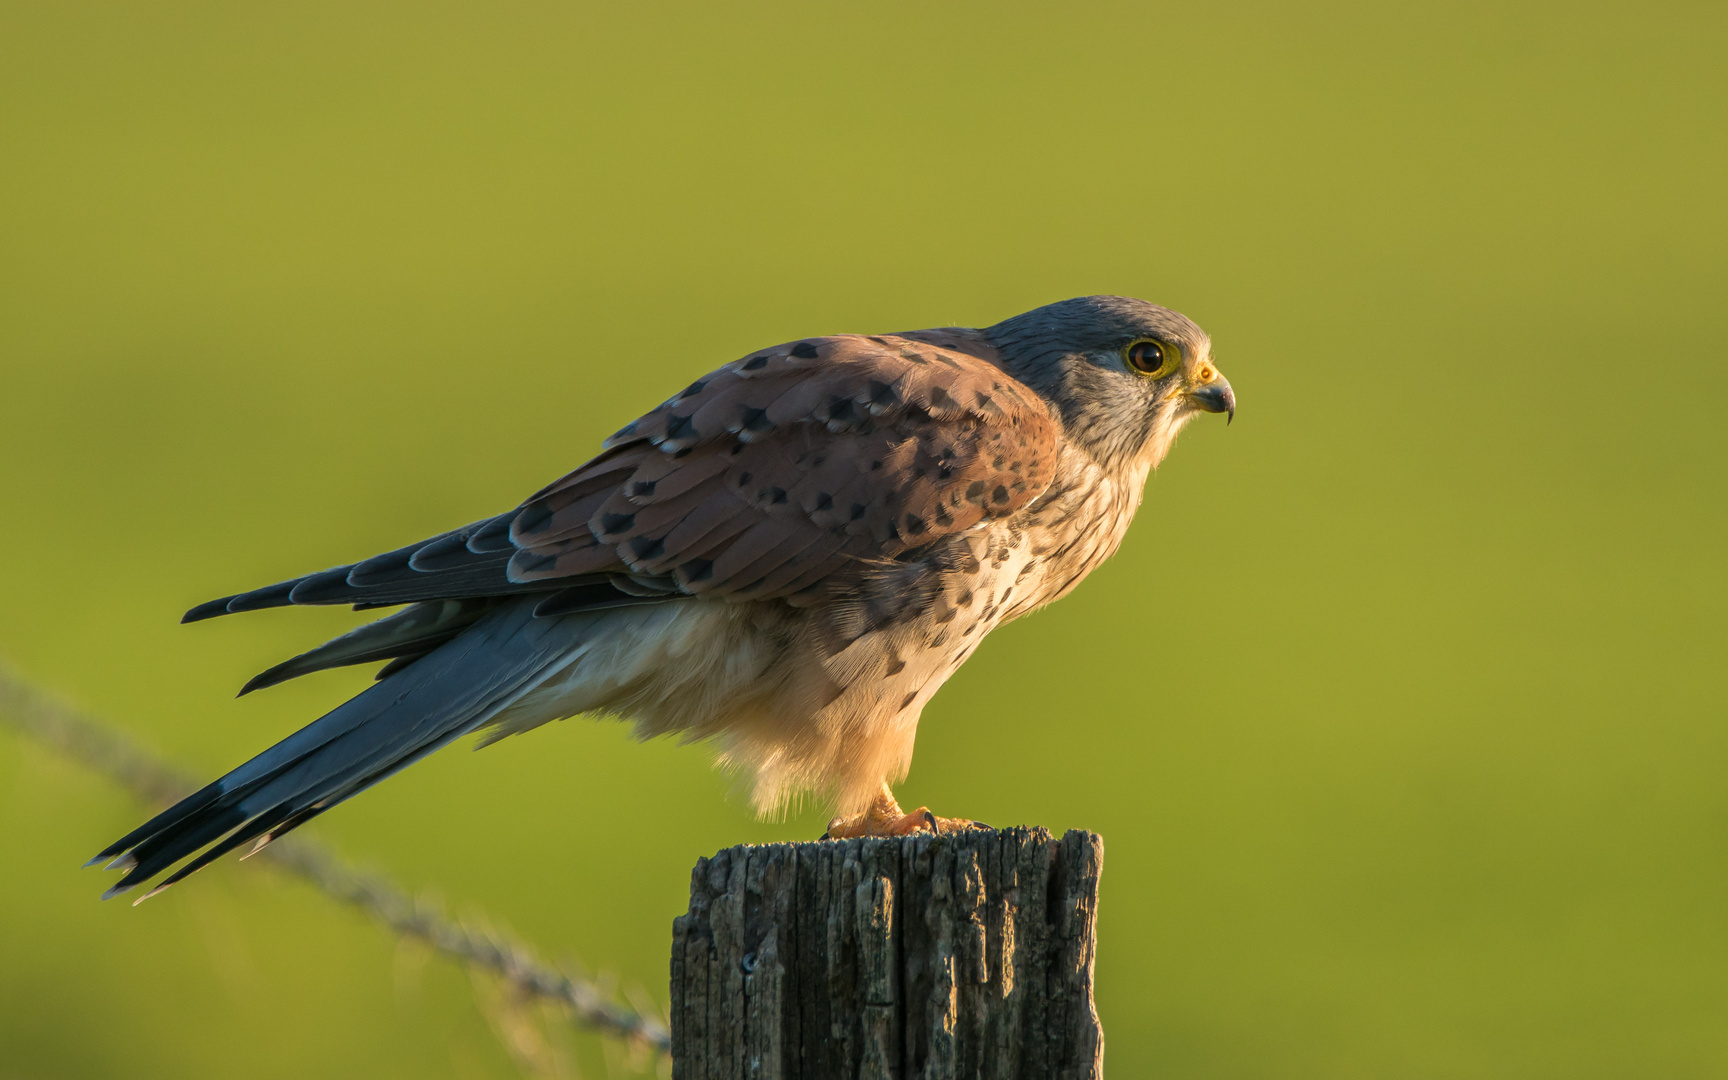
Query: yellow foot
[{"left": 822, "top": 781, "right": 992, "bottom": 839}]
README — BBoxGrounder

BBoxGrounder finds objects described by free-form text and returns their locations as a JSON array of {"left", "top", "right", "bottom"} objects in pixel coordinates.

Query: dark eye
[{"left": 1126, "top": 339, "right": 1166, "bottom": 374}]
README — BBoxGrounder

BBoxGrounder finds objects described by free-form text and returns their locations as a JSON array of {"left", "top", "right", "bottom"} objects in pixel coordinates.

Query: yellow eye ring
[{"left": 1124, "top": 338, "right": 1181, "bottom": 379}]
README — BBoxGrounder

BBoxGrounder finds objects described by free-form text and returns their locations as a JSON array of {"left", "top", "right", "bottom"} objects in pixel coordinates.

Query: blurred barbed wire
[{"left": 0, "top": 660, "right": 671, "bottom": 1062}]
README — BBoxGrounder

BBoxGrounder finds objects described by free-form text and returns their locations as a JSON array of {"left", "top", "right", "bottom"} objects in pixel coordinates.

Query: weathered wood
[{"left": 671, "top": 828, "right": 1104, "bottom": 1079}]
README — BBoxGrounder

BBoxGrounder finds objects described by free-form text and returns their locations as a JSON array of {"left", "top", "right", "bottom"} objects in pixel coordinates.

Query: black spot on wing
[
  {"left": 927, "top": 387, "right": 960, "bottom": 411},
  {"left": 511, "top": 501, "right": 554, "bottom": 539},
  {"left": 597, "top": 512, "right": 636, "bottom": 538}
]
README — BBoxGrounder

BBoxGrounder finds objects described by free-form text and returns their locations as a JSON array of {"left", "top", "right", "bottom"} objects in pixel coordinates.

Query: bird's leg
[{"left": 823, "top": 780, "right": 990, "bottom": 839}]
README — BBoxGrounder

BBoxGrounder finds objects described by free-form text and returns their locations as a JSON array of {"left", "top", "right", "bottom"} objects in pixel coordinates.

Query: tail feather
[
  {"left": 97, "top": 599, "right": 591, "bottom": 899},
  {"left": 92, "top": 782, "right": 224, "bottom": 864},
  {"left": 134, "top": 802, "right": 308, "bottom": 900},
  {"left": 237, "top": 598, "right": 496, "bottom": 696},
  {"left": 103, "top": 807, "right": 249, "bottom": 899},
  {"left": 372, "top": 653, "right": 432, "bottom": 681}
]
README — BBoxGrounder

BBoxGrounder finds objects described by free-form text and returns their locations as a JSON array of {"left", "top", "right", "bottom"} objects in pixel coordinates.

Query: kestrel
[{"left": 94, "top": 295, "right": 1234, "bottom": 900}]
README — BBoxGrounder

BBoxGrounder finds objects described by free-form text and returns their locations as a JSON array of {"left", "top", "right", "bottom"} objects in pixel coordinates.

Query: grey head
[{"left": 985, "top": 295, "right": 1234, "bottom": 473}]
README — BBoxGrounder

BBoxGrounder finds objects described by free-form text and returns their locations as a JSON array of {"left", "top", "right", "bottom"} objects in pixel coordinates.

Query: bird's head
[{"left": 985, "top": 295, "right": 1233, "bottom": 473}]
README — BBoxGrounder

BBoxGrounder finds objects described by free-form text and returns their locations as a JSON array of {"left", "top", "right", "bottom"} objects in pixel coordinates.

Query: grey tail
[
  {"left": 92, "top": 599, "right": 588, "bottom": 901},
  {"left": 236, "top": 598, "right": 498, "bottom": 696}
]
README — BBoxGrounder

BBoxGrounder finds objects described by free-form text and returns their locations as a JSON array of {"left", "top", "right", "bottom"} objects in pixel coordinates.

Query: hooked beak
[{"left": 1187, "top": 374, "right": 1236, "bottom": 425}]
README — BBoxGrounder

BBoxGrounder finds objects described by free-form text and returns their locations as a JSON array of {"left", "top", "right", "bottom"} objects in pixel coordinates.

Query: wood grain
[{"left": 671, "top": 828, "right": 1103, "bottom": 1079}]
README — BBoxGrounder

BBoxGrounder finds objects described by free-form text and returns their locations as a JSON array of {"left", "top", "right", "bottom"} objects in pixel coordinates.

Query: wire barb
[{"left": 0, "top": 660, "right": 670, "bottom": 1055}]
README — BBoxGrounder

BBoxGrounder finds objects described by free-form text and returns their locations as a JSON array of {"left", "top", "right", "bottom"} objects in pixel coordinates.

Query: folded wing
[{"left": 187, "top": 332, "right": 1061, "bottom": 687}]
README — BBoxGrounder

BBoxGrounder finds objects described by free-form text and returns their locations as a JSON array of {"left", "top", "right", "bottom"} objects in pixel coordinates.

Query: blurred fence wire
[{"left": 0, "top": 660, "right": 672, "bottom": 1059}]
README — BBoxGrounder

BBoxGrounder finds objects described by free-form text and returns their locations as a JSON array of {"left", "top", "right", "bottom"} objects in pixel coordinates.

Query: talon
[{"left": 819, "top": 782, "right": 992, "bottom": 839}]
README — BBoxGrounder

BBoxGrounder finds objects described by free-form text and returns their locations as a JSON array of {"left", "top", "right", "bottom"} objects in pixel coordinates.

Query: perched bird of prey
[{"left": 92, "top": 295, "right": 1234, "bottom": 901}]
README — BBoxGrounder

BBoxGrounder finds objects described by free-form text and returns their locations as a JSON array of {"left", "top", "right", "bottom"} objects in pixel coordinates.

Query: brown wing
[
  {"left": 183, "top": 331, "right": 1059, "bottom": 624},
  {"left": 506, "top": 332, "right": 1061, "bottom": 606}
]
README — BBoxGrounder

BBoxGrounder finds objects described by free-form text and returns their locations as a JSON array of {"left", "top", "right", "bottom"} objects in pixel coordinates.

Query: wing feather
[
  {"left": 185, "top": 330, "right": 1059, "bottom": 628},
  {"left": 516, "top": 332, "right": 1058, "bottom": 602}
]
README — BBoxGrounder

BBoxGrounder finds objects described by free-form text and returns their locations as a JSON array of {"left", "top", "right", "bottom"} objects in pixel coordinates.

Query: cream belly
[
  {"left": 482, "top": 444, "right": 1144, "bottom": 817},
  {"left": 481, "top": 536, "right": 1040, "bottom": 816}
]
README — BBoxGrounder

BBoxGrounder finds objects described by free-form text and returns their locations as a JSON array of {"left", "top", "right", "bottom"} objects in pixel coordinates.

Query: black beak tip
[{"left": 1191, "top": 383, "right": 1237, "bottom": 423}]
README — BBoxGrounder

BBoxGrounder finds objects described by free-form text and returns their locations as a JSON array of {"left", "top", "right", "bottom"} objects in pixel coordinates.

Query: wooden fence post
[{"left": 670, "top": 827, "right": 1104, "bottom": 1079}]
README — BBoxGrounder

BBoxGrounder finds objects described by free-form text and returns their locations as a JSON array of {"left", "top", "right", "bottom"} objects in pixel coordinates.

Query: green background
[{"left": 2, "top": 2, "right": 1723, "bottom": 1076}]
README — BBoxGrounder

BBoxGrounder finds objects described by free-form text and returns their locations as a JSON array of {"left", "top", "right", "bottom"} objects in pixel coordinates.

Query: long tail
[{"left": 92, "top": 599, "right": 590, "bottom": 901}]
